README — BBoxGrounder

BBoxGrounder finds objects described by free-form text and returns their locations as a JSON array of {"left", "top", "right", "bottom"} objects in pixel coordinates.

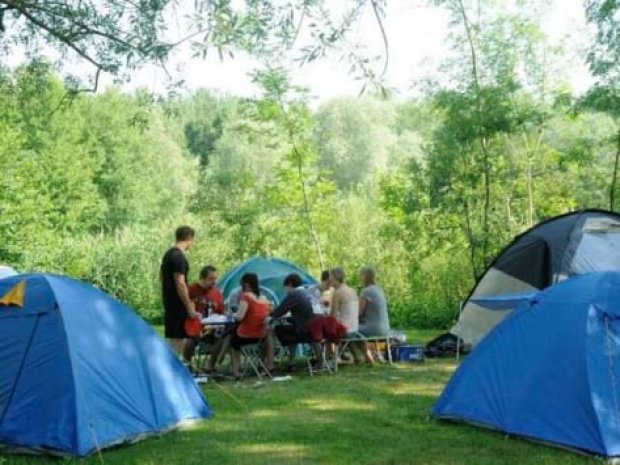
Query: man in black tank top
[{"left": 160, "top": 225, "right": 198, "bottom": 355}]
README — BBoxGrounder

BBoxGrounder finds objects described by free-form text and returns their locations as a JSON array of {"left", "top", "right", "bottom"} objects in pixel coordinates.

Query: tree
[
  {"left": 586, "top": 0, "right": 619, "bottom": 84},
  {"left": 425, "top": 0, "right": 564, "bottom": 276},
  {"left": 579, "top": 84, "right": 620, "bottom": 210},
  {"left": 0, "top": 0, "right": 168, "bottom": 90},
  {"left": 0, "top": 63, "right": 105, "bottom": 263},
  {"left": 314, "top": 96, "right": 396, "bottom": 189},
  {"left": 0, "top": 0, "right": 389, "bottom": 91},
  {"left": 253, "top": 67, "right": 326, "bottom": 269},
  {"left": 77, "top": 89, "right": 196, "bottom": 230}
]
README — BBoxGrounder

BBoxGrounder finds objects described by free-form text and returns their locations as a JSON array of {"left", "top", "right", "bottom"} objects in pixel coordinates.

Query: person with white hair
[{"left": 358, "top": 266, "right": 389, "bottom": 337}]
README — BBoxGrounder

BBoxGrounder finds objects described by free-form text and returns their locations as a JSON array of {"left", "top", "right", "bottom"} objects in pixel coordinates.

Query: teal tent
[{"left": 218, "top": 257, "right": 317, "bottom": 305}]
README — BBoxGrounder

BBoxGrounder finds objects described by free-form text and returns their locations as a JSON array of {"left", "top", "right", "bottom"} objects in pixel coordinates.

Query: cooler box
[{"left": 391, "top": 345, "right": 425, "bottom": 362}]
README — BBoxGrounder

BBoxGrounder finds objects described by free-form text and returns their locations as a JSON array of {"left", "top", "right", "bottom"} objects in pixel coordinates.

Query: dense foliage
[{"left": 0, "top": 0, "right": 617, "bottom": 329}]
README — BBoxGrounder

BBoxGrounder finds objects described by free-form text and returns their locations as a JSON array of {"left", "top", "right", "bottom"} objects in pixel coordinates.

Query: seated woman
[
  {"left": 329, "top": 267, "right": 373, "bottom": 364},
  {"left": 230, "top": 273, "right": 274, "bottom": 379},
  {"left": 358, "top": 266, "right": 390, "bottom": 337}
]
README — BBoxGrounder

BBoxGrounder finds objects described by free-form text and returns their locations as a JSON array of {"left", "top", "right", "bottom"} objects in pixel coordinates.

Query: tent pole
[{"left": 456, "top": 301, "right": 464, "bottom": 362}]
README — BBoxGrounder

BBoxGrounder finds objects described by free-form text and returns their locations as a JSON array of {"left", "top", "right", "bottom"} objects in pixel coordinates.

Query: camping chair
[
  {"left": 191, "top": 338, "right": 211, "bottom": 372},
  {"left": 306, "top": 341, "right": 335, "bottom": 376},
  {"left": 336, "top": 332, "right": 393, "bottom": 371},
  {"left": 240, "top": 337, "right": 272, "bottom": 380},
  {"left": 305, "top": 315, "right": 349, "bottom": 375}
]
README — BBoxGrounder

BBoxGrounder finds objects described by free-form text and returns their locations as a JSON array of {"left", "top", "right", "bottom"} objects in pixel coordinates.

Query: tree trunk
[
  {"left": 463, "top": 199, "right": 479, "bottom": 280},
  {"left": 456, "top": 0, "right": 492, "bottom": 267},
  {"left": 293, "top": 143, "right": 325, "bottom": 270},
  {"left": 280, "top": 101, "right": 325, "bottom": 271}
]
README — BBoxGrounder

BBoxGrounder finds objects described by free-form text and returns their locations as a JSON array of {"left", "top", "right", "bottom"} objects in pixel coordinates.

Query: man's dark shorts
[
  {"left": 164, "top": 306, "right": 187, "bottom": 338},
  {"left": 274, "top": 324, "right": 312, "bottom": 345}
]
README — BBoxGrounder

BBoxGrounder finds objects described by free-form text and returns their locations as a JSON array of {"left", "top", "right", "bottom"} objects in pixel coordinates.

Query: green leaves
[{"left": 585, "top": 0, "right": 619, "bottom": 83}]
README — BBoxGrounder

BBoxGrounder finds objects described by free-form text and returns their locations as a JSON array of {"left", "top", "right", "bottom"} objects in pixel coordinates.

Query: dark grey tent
[{"left": 450, "top": 209, "right": 620, "bottom": 348}]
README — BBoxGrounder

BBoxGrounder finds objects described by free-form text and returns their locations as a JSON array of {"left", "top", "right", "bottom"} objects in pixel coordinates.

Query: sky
[{"left": 7, "top": 0, "right": 594, "bottom": 102}]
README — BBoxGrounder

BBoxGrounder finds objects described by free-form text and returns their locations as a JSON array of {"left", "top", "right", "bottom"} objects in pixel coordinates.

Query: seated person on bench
[
  {"left": 270, "top": 273, "right": 323, "bottom": 368},
  {"left": 307, "top": 270, "right": 332, "bottom": 312},
  {"left": 330, "top": 267, "right": 373, "bottom": 364},
  {"left": 230, "top": 273, "right": 274, "bottom": 379},
  {"left": 183, "top": 265, "right": 225, "bottom": 373},
  {"left": 358, "top": 266, "right": 389, "bottom": 338}
]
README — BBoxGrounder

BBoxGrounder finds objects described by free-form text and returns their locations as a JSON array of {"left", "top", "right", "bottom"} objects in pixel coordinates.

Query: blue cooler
[{"left": 391, "top": 345, "right": 425, "bottom": 362}]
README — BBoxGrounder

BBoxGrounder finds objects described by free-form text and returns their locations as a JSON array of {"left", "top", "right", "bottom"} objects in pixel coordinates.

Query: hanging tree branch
[{"left": 455, "top": 0, "right": 492, "bottom": 270}]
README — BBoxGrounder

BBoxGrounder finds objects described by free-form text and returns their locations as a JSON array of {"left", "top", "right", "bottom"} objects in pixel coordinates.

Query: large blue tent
[
  {"left": 434, "top": 272, "right": 620, "bottom": 457},
  {"left": 0, "top": 274, "right": 211, "bottom": 457},
  {"left": 218, "top": 257, "right": 317, "bottom": 305}
]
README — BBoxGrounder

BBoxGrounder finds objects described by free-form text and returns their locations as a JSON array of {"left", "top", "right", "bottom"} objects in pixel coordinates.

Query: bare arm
[
  {"left": 174, "top": 273, "right": 196, "bottom": 318},
  {"left": 235, "top": 298, "right": 249, "bottom": 321},
  {"left": 330, "top": 290, "right": 340, "bottom": 317},
  {"left": 359, "top": 295, "right": 368, "bottom": 318}
]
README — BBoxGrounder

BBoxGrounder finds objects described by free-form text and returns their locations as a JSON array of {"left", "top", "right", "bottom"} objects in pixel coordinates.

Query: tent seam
[{"left": 0, "top": 314, "right": 41, "bottom": 428}]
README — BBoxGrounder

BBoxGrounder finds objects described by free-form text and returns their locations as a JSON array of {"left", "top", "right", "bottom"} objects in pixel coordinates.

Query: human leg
[
  {"left": 164, "top": 308, "right": 187, "bottom": 357},
  {"left": 167, "top": 338, "right": 185, "bottom": 356},
  {"left": 207, "top": 334, "right": 232, "bottom": 371},
  {"left": 183, "top": 338, "right": 198, "bottom": 364},
  {"left": 263, "top": 332, "right": 275, "bottom": 371},
  {"left": 356, "top": 340, "right": 375, "bottom": 364},
  {"left": 231, "top": 349, "right": 242, "bottom": 378}
]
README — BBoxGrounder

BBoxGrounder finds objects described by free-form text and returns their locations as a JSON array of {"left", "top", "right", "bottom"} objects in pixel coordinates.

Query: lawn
[{"left": 2, "top": 330, "right": 599, "bottom": 465}]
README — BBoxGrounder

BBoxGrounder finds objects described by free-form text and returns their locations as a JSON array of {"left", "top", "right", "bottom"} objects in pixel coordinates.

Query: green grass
[{"left": 1, "top": 331, "right": 601, "bottom": 465}]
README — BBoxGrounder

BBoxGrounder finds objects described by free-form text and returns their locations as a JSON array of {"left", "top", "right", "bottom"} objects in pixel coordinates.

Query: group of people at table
[{"left": 160, "top": 226, "right": 390, "bottom": 379}]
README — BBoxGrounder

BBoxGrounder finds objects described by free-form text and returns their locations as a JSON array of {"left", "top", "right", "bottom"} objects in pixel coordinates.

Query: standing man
[{"left": 160, "top": 225, "right": 198, "bottom": 356}]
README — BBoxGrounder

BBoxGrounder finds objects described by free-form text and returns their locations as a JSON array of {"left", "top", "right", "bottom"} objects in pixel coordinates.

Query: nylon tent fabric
[
  {"left": 0, "top": 266, "right": 17, "bottom": 280},
  {"left": 218, "top": 257, "right": 318, "bottom": 305},
  {"left": 434, "top": 272, "right": 620, "bottom": 457},
  {"left": 0, "top": 274, "right": 211, "bottom": 457},
  {"left": 451, "top": 209, "right": 620, "bottom": 347}
]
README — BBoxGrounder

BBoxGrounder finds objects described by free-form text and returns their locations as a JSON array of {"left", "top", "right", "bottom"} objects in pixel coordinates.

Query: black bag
[{"left": 425, "top": 332, "right": 469, "bottom": 358}]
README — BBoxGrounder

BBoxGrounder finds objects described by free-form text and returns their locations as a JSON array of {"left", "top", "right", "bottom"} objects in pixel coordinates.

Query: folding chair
[
  {"left": 306, "top": 341, "right": 334, "bottom": 377},
  {"left": 192, "top": 338, "right": 211, "bottom": 372},
  {"left": 240, "top": 336, "right": 272, "bottom": 380}
]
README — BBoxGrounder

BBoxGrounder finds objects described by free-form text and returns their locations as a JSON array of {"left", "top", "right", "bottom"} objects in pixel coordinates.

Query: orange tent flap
[{"left": 0, "top": 280, "right": 25, "bottom": 308}]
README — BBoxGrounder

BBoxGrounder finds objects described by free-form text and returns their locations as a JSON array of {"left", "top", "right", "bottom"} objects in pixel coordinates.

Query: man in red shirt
[
  {"left": 189, "top": 265, "right": 225, "bottom": 316},
  {"left": 183, "top": 265, "right": 226, "bottom": 373}
]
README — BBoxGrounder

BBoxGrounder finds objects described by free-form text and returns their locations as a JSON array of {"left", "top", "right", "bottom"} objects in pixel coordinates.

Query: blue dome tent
[
  {"left": 218, "top": 257, "right": 318, "bottom": 306},
  {"left": 0, "top": 274, "right": 211, "bottom": 457},
  {"left": 434, "top": 272, "right": 620, "bottom": 457}
]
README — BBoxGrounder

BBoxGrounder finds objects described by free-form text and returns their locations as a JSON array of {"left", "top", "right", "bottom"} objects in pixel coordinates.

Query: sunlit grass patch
[
  {"left": 1, "top": 344, "right": 602, "bottom": 465},
  {"left": 301, "top": 398, "right": 378, "bottom": 412}
]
